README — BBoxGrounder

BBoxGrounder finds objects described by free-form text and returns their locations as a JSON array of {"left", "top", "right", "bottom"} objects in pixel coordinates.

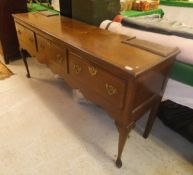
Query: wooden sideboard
[{"left": 13, "top": 13, "right": 179, "bottom": 168}]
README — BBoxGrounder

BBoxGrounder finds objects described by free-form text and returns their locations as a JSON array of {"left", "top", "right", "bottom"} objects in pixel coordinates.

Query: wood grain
[{"left": 13, "top": 13, "right": 179, "bottom": 168}]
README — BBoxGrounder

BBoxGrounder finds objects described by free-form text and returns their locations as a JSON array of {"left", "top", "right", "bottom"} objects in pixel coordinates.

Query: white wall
[{"left": 160, "top": 5, "right": 193, "bottom": 26}]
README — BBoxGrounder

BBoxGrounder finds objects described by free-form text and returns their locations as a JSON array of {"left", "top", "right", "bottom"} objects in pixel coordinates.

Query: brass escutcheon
[
  {"left": 56, "top": 54, "right": 64, "bottom": 63},
  {"left": 17, "top": 30, "right": 22, "bottom": 35},
  {"left": 105, "top": 83, "right": 117, "bottom": 96},
  {"left": 88, "top": 66, "right": 97, "bottom": 76},
  {"left": 73, "top": 64, "right": 82, "bottom": 74},
  {"left": 40, "top": 44, "right": 45, "bottom": 49},
  {"left": 29, "top": 37, "right": 34, "bottom": 43},
  {"left": 47, "top": 41, "right": 51, "bottom": 48}
]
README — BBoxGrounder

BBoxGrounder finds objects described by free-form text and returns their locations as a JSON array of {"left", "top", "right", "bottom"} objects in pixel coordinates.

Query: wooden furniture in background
[
  {"left": 13, "top": 13, "right": 179, "bottom": 168},
  {"left": 0, "top": 0, "right": 27, "bottom": 64}
]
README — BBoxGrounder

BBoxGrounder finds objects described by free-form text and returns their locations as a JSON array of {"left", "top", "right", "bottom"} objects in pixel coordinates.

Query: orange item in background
[
  {"left": 132, "top": 0, "right": 159, "bottom": 11},
  {"left": 140, "top": 1, "right": 150, "bottom": 11},
  {"left": 132, "top": 1, "right": 141, "bottom": 11},
  {"left": 113, "top": 15, "right": 124, "bottom": 22}
]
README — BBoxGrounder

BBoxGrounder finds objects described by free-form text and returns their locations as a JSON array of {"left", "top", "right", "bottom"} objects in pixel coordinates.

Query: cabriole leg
[
  {"left": 20, "top": 49, "right": 31, "bottom": 78},
  {"left": 115, "top": 122, "right": 132, "bottom": 168}
]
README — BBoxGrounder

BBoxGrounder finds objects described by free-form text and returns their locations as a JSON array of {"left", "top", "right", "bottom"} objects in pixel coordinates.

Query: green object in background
[
  {"left": 28, "top": 2, "right": 59, "bottom": 14},
  {"left": 170, "top": 60, "right": 193, "bottom": 87},
  {"left": 72, "top": 0, "right": 121, "bottom": 26},
  {"left": 28, "top": 1, "right": 120, "bottom": 26},
  {"left": 160, "top": 0, "right": 193, "bottom": 8},
  {"left": 121, "top": 9, "right": 165, "bottom": 18}
]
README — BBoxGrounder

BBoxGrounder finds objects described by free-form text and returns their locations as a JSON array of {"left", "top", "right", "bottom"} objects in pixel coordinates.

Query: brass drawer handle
[
  {"left": 106, "top": 83, "right": 117, "bottom": 96},
  {"left": 56, "top": 54, "right": 65, "bottom": 64},
  {"left": 47, "top": 41, "right": 51, "bottom": 48},
  {"left": 17, "top": 29, "right": 22, "bottom": 35},
  {"left": 88, "top": 66, "right": 97, "bottom": 76},
  {"left": 40, "top": 44, "right": 45, "bottom": 49},
  {"left": 73, "top": 64, "right": 82, "bottom": 74},
  {"left": 29, "top": 37, "right": 34, "bottom": 43}
]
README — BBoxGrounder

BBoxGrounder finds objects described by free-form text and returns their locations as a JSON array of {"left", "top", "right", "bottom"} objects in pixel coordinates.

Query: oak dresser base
[{"left": 13, "top": 13, "right": 179, "bottom": 168}]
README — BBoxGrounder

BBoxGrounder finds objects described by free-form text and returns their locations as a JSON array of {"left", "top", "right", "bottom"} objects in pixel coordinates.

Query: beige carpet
[
  {"left": 0, "top": 56, "right": 192, "bottom": 175},
  {"left": 0, "top": 60, "right": 13, "bottom": 80}
]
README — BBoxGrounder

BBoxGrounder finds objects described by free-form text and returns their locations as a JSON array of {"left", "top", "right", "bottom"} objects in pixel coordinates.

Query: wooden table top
[{"left": 13, "top": 12, "right": 179, "bottom": 76}]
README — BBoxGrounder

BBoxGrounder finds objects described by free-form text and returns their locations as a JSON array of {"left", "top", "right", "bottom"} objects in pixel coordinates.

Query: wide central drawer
[{"left": 68, "top": 51, "right": 126, "bottom": 109}]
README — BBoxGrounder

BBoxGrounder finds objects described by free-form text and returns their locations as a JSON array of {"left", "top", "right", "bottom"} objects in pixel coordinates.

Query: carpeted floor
[
  {"left": 160, "top": 5, "right": 193, "bottom": 26},
  {"left": 0, "top": 55, "right": 192, "bottom": 175},
  {"left": 0, "top": 60, "right": 13, "bottom": 80}
]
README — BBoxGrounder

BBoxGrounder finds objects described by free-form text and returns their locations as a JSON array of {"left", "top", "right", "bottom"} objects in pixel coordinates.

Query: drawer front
[
  {"left": 36, "top": 34, "right": 67, "bottom": 75},
  {"left": 15, "top": 23, "right": 36, "bottom": 56},
  {"left": 69, "top": 52, "right": 126, "bottom": 109}
]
